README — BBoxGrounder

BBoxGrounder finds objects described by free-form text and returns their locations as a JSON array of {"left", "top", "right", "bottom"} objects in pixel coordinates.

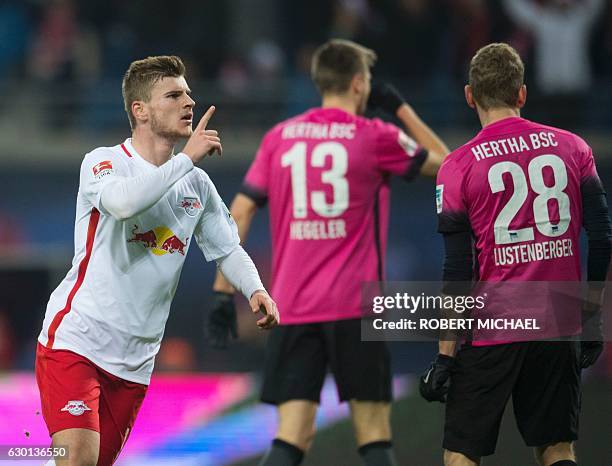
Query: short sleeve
[
  {"left": 79, "top": 148, "right": 129, "bottom": 213},
  {"left": 372, "top": 119, "right": 428, "bottom": 181},
  {"left": 193, "top": 171, "right": 240, "bottom": 262},
  {"left": 240, "top": 130, "right": 275, "bottom": 207},
  {"left": 436, "top": 156, "right": 470, "bottom": 234},
  {"left": 576, "top": 137, "right": 601, "bottom": 184}
]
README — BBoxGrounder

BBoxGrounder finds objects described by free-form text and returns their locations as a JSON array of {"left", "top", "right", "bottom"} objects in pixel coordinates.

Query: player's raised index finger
[{"left": 197, "top": 105, "right": 216, "bottom": 130}]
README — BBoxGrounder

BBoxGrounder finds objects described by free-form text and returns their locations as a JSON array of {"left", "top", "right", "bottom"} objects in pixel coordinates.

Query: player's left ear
[
  {"left": 352, "top": 73, "right": 366, "bottom": 96},
  {"left": 464, "top": 85, "right": 476, "bottom": 109},
  {"left": 516, "top": 85, "right": 527, "bottom": 109},
  {"left": 132, "top": 101, "right": 148, "bottom": 124}
]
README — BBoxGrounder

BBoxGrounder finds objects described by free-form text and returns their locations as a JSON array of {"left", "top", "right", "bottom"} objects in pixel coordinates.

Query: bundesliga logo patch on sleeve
[
  {"left": 398, "top": 130, "right": 418, "bottom": 157},
  {"left": 436, "top": 184, "right": 444, "bottom": 213},
  {"left": 92, "top": 160, "right": 114, "bottom": 179}
]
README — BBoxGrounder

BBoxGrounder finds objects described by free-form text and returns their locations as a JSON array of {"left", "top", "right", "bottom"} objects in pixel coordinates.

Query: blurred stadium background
[{"left": 0, "top": 0, "right": 611, "bottom": 464}]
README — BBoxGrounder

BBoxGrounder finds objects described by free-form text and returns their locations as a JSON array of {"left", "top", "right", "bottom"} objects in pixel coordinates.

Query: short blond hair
[
  {"left": 469, "top": 43, "right": 524, "bottom": 111},
  {"left": 311, "top": 39, "right": 377, "bottom": 96},
  {"left": 122, "top": 55, "right": 186, "bottom": 129}
]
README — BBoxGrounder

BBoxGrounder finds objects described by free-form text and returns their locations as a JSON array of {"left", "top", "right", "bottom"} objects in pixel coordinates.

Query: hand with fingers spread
[
  {"left": 182, "top": 105, "right": 222, "bottom": 163},
  {"left": 250, "top": 290, "right": 280, "bottom": 329}
]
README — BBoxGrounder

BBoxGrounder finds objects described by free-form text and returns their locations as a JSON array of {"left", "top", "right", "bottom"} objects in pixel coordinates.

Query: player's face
[{"left": 147, "top": 76, "right": 195, "bottom": 140}]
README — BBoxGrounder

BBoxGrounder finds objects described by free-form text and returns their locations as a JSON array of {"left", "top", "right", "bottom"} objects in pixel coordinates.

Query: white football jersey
[{"left": 38, "top": 139, "right": 239, "bottom": 384}]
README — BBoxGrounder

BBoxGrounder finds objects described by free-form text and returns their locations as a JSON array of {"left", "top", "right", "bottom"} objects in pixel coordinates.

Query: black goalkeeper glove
[
  {"left": 206, "top": 291, "right": 238, "bottom": 349},
  {"left": 419, "top": 354, "right": 454, "bottom": 403},
  {"left": 367, "top": 81, "right": 405, "bottom": 115},
  {"left": 580, "top": 341, "right": 603, "bottom": 369},
  {"left": 581, "top": 307, "right": 604, "bottom": 369}
]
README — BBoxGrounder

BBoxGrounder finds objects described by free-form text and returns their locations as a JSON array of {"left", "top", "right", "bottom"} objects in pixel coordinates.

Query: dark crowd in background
[{"left": 1, "top": 0, "right": 611, "bottom": 129}]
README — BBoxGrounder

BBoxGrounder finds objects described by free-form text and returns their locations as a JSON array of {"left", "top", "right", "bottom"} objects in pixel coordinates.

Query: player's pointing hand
[
  {"left": 183, "top": 105, "right": 222, "bottom": 163},
  {"left": 250, "top": 290, "right": 280, "bottom": 329}
]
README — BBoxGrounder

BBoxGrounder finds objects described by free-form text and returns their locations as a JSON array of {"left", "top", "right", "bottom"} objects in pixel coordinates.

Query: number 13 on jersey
[{"left": 281, "top": 141, "right": 349, "bottom": 218}]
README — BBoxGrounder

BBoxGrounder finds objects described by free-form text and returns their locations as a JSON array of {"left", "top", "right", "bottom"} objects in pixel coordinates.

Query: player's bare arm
[
  {"left": 396, "top": 104, "right": 449, "bottom": 176},
  {"left": 182, "top": 105, "right": 222, "bottom": 163},
  {"left": 369, "top": 81, "right": 449, "bottom": 176},
  {"left": 439, "top": 339, "right": 457, "bottom": 357},
  {"left": 229, "top": 194, "right": 258, "bottom": 245}
]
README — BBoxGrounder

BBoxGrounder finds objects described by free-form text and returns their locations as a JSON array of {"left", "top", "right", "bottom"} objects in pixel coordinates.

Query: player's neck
[
  {"left": 131, "top": 128, "right": 175, "bottom": 166},
  {"left": 478, "top": 107, "right": 520, "bottom": 128},
  {"left": 321, "top": 95, "right": 358, "bottom": 115}
]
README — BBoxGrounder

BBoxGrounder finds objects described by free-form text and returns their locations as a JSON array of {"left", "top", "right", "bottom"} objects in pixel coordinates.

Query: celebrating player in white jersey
[{"left": 35, "top": 55, "right": 279, "bottom": 466}]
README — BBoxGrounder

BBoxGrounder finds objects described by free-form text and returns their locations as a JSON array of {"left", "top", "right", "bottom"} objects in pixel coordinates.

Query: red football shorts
[{"left": 35, "top": 343, "right": 147, "bottom": 466}]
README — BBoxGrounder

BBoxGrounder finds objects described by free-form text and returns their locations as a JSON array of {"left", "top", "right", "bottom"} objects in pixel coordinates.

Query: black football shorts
[
  {"left": 444, "top": 340, "right": 581, "bottom": 459},
  {"left": 261, "top": 318, "right": 392, "bottom": 404}
]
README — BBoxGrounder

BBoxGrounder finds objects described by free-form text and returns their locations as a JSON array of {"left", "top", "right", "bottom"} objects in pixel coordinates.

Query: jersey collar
[{"left": 123, "top": 138, "right": 158, "bottom": 169}]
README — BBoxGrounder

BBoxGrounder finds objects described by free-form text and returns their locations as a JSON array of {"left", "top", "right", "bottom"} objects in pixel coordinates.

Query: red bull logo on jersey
[
  {"left": 128, "top": 225, "right": 188, "bottom": 256},
  {"left": 178, "top": 197, "right": 203, "bottom": 217},
  {"left": 61, "top": 400, "right": 91, "bottom": 416}
]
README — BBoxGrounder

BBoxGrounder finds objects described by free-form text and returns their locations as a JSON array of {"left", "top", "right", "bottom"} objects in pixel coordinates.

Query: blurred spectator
[
  {"left": 0, "top": 0, "right": 610, "bottom": 138},
  {"left": 278, "top": 0, "right": 334, "bottom": 71},
  {"left": 503, "top": 0, "right": 604, "bottom": 129},
  {"left": 592, "top": 0, "right": 612, "bottom": 79},
  {"left": 28, "top": 0, "right": 99, "bottom": 83},
  {"left": 0, "top": 212, "right": 27, "bottom": 248},
  {"left": 0, "top": 1, "right": 32, "bottom": 84},
  {"left": 330, "top": 0, "right": 371, "bottom": 39},
  {"left": 369, "top": 0, "right": 445, "bottom": 81},
  {"left": 284, "top": 43, "right": 320, "bottom": 117},
  {"left": 219, "top": 55, "right": 250, "bottom": 97},
  {"left": 443, "top": 0, "right": 494, "bottom": 82},
  {"left": 27, "top": 0, "right": 100, "bottom": 128},
  {"left": 249, "top": 40, "right": 285, "bottom": 81}
]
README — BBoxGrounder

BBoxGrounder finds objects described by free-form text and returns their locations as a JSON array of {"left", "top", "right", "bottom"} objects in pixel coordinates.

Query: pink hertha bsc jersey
[
  {"left": 243, "top": 107, "right": 427, "bottom": 324},
  {"left": 437, "top": 117, "right": 602, "bottom": 341}
]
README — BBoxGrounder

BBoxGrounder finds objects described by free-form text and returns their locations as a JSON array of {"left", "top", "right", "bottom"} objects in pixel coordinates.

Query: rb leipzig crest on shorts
[
  {"left": 60, "top": 400, "right": 92, "bottom": 416},
  {"left": 178, "top": 197, "right": 203, "bottom": 217}
]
